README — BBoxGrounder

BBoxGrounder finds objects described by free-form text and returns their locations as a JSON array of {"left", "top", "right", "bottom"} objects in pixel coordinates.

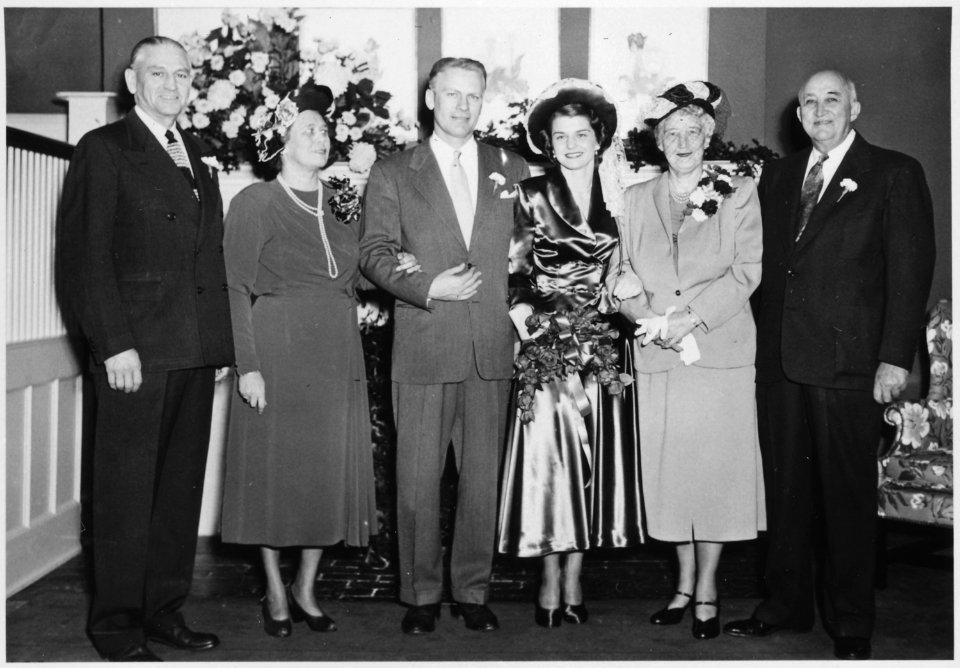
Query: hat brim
[{"left": 525, "top": 79, "right": 618, "bottom": 156}]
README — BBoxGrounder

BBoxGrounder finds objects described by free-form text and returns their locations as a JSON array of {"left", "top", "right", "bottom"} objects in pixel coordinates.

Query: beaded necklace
[{"left": 276, "top": 174, "right": 339, "bottom": 279}]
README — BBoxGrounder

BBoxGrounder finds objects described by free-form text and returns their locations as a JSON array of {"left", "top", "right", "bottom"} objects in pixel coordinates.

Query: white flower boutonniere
[
  {"left": 838, "top": 178, "right": 858, "bottom": 202},
  {"left": 201, "top": 155, "right": 223, "bottom": 175},
  {"left": 488, "top": 171, "right": 506, "bottom": 187},
  {"left": 683, "top": 166, "right": 738, "bottom": 222}
]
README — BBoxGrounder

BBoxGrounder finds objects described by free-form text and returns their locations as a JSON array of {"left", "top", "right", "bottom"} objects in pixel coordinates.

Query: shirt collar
[
  {"left": 430, "top": 134, "right": 478, "bottom": 163},
  {"left": 134, "top": 106, "right": 181, "bottom": 146},
  {"left": 807, "top": 129, "right": 856, "bottom": 171}
]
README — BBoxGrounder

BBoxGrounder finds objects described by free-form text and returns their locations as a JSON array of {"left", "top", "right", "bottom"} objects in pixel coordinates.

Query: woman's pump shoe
[
  {"left": 260, "top": 597, "right": 292, "bottom": 638},
  {"left": 649, "top": 591, "right": 692, "bottom": 625},
  {"left": 288, "top": 587, "right": 338, "bottom": 632},
  {"left": 535, "top": 604, "right": 563, "bottom": 628},
  {"left": 692, "top": 601, "right": 720, "bottom": 640},
  {"left": 561, "top": 601, "right": 589, "bottom": 624}
]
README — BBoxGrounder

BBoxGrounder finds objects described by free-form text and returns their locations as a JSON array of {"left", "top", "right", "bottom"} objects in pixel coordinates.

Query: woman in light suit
[{"left": 610, "top": 81, "right": 765, "bottom": 640}]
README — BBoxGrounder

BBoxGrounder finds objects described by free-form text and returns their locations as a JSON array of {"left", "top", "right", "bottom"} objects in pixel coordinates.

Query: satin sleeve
[{"left": 508, "top": 183, "right": 537, "bottom": 309}]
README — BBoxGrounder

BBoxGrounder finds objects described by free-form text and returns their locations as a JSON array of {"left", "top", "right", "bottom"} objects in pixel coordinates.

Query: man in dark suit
[
  {"left": 360, "top": 57, "right": 529, "bottom": 635},
  {"left": 723, "top": 70, "right": 935, "bottom": 660},
  {"left": 59, "top": 36, "right": 234, "bottom": 661}
]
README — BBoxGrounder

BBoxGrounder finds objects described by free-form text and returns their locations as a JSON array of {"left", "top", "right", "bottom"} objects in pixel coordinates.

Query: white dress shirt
[
  {"left": 134, "top": 106, "right": 194, "bottom": 177},
  {"left": 805, "top": 129, "right": 856, "bottom": 202},
  {"left": 429, "top": 134, "right": 479, "bottom": 209}
]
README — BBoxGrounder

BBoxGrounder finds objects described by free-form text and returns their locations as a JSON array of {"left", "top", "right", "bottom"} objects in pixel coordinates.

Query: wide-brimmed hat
[
  {"left": 254, "top": 82, "right": 334, "bottom": 163},
  {"left": 525, "top": 78, "right": 619, "bottom": 157},
  {"left": 643, "top": 80, "right": 730, "bottom": 137}
]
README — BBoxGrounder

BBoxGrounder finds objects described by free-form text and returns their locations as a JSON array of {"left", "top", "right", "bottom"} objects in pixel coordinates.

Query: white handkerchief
[{"left": 635, "top": 306, "right": 702, "bottom": 365}]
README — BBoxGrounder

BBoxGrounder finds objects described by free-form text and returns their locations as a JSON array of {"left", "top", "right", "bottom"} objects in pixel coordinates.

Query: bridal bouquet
[{"left": 514, "top": 306, "right": 631, "bottom": 423}]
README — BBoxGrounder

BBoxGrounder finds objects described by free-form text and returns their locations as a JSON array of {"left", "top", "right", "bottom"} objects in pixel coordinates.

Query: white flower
[
  {"left": 931, "top": 360, "right": 949, "bottom": 377},
  {"left": 488, "top": 172, "right": 506, "bottom": 186},
  {"left": 206, "top": 79, "right": 239, "bottom": 110},
  {"left": 194, "top": 98, "right": 213, "bottom": 114},
  {"left": 941, "top": 321, "right": 952, "bottom": 337},
  {"left": 335, "top": 123, "right": 350, "bottom": 143},
  {"left": 688, "top": 189, "right": 707, "bottom": 206},
  {"left": 910, "top": 493, "right": 927, "bottom": 509},
  {"left": 249, "top": 51, "right": 270, "bottom": 74},
  {"left": 222, "top": 120, "right": 240, "bottom": 139},
  {"left": 312, "top": 61, "right": 351, "bottom": 98},
  {"left": 900, "top": 402, "right": 931, "bottom": 448},
  {"left": 348, "top": 126, "right": 364, "bottom": 141},
  {"left": 223, "top": 45, "right": 236, "bottom": 58},
  {"left": 263, "top": 86, "right": 280, "bottom": 110},
  {"left": 340, "top": 110, "right": 357, "bottom": 126},
  {"left": 348, "top": 142, "right": 377, "bottom": 173},
  {"left": 932, "top": 465, "right": 946, "bottom": 478},
  {"left": 228, "top": 69, "right": 247, "bottom": 87},
  {"left": 249, "top": 105, "right": 269, "bottom": 129},
  {"left": 691, "top": 208, "right": 709, "bottom": 223},
  {"left": 275, "top": 97, "right": 299, "bottom": 129},
  {"left": 838, "top": 178, "right": 858, "bottom": 202},
  {"left": 210, "top": 54, "right": 224, "bottom": 71},
  {"left": 177, "top": 111, "right": 192, "bottom": 129},
  {"left": 201, "top": 155, "right": 223, "bottom": 172},
  {"left": 192, "top": 113, "right": 210, "bottom": 130}
]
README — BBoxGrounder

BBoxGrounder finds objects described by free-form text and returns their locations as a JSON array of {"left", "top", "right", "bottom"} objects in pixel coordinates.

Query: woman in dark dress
[
  {"left": 220, "top": 83, "right": 413, "bottom": 637},
  {"left": 497, "top": 79, "right": 645, "bottom": 628}
]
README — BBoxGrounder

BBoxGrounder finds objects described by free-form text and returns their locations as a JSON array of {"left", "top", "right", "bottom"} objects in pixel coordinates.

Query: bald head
[{"left": 796, "top": 70, "right": 861, "bottom": 153}]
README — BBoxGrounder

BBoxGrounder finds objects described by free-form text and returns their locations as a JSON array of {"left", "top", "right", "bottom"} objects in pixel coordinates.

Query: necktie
[
  {"left": 794, "top": 152, "right": 827, "bottom": 242},
  {"left": 449, "top": 149, "right": 475, "bottom": 248},
  {"left": 164, "top": 130, "right": 199, "bottom": 200}
]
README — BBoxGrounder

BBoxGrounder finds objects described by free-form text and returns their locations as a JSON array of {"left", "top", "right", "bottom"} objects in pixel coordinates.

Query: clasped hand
[
  {"left": 238, "top": 371, "right": 267, "bottom": 414},
  {"left": 428, "top": 263, "right": 482, "bottom": 301},
  {"left": 636, "top": 308, "right": 697, "bottom": 350}
]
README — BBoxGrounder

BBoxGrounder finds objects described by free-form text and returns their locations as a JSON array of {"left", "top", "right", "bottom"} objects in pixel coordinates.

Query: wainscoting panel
[{"left": 6, "top": 338, "right": 84, "bottom": 596}]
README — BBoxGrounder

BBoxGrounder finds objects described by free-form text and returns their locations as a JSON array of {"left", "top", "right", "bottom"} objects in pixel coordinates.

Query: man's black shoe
[
  {"left": 104, "top": 644, "right": 162, "bottom": 662},
  {"left": 450, "top": 603, "right": 499, "bottom": 632},
  {"left": 401, "top": 603, "right": 441, "bottom": 635},
  {"left": 834, "top": 637, "right": 871, "bottom": 660},
  {"left": 145, "top": 621, "right": 219, "bottom": 651},
  {"left": 723, "top": 617, "right": 812, "bottom": 638}
]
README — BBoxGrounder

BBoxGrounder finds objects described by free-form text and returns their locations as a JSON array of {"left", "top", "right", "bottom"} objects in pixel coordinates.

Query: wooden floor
[{"left": 6, "top": 524, "right": 953, "bottom": 662}]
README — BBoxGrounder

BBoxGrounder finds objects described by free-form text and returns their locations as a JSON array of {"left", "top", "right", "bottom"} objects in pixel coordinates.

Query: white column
[{"left": 55, "top": 92, "right": 119, "bottom": 144}]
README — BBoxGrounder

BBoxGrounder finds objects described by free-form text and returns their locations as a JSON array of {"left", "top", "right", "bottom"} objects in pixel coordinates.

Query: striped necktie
[
  {"left": 449, "top": 149, "right": 475, "bottom": 248},
  {"left": 164, "top": 129, "right": 198, "bottom": 201},
  {"left": 794, "top": 152, "right": 827, "bottom": 242}
]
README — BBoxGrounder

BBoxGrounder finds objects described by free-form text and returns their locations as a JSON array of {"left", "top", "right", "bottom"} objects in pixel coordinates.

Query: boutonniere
[
  {"left": 684, "top": 166, "right": 738, "bottom": 222},
  {"left": 326, "top": 176, "right": 362, "bottom": 224},
  {"left": 838, "top": 178, "right": 858, "bottom": 202},
  {"left": 488, "top": 171, "right": 506, "bottom": 188},
  {"left": 200, "top": 155, "right": 223, "bottom": 175}
]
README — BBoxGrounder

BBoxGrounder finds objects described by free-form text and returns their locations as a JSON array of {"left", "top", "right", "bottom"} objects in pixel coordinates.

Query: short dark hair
[
  {"left": 427, "top": 57, "right": 487, "bottom": 90},
  {"left": 128, "top": 36, "right": 188, "bottom": 69},
  {"left": 539, "top": 103, "right": 607, "bottom": 165}
]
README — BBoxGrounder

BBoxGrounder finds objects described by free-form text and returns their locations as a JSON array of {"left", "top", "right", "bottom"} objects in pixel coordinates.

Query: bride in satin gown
[{"left": 497, "top": 79, "right": 645, "bottom": 628}]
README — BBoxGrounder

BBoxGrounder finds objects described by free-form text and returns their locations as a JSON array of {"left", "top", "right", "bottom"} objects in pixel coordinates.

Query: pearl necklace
[
  {"left": 276, "top": 174, "right": 339, "bottom": 279},
  {"left": 669, "top": 187, "right": 692, "bottom": 203}
]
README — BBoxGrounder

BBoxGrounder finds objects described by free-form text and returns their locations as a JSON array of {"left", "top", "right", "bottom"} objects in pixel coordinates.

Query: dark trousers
[
  {"left": 754, "top": 377, "right": 883, "bottom": 638},
  {"left": 87, "top": 367, "right": 215, "bottom": 656},
  {"left": 393, "top": 359, "right": 510, "bottom": 607}
]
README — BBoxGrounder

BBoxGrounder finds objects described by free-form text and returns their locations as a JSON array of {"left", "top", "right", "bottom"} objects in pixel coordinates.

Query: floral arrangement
[
  {"left": 179, "top": 8, "right": 415, "bottom": 173},
  {"left": 474, "top": 98, "right": 540, "bottom": 162},
  {"left": 326, "top": 176, "right": 362, "bottom": 224},
  {"left": 514, "top": 306, "right": 631, "bottom": 423},
  {"left": 683, "top": 165, "right": 738, "bottom": 222}
]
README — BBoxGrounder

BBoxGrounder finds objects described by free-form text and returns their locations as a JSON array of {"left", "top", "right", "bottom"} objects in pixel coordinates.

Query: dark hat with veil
[
  {"left": 253, "top": 82, "right": 334, "bottom": 163},
  {"left": 643, "top": 80, "right": 730, "bottom": 137}
]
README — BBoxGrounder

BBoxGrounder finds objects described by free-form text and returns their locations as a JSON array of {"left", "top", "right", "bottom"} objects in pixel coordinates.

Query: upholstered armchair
[{"left": 879, "top": 299, "right": 953, "bottom": 526}]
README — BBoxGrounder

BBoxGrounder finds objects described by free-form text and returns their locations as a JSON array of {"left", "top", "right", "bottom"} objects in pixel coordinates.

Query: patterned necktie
[
  {"left": 164, "top": 130, "right": 199, "bottom": 201},
  {"left": 794, "top": 152, "right": 827, "bottom": 242},
  {"left": 449, "top": 149, "right": 475, "bottom": 248}
]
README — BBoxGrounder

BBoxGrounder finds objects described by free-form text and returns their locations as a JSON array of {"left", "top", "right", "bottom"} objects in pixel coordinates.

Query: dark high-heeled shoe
[
  {"left": 692, "top": 601, "right": 720, "bottom": 640},
  {"left": 649, "top": 591, "right": 692, "bottom": 625},
  {"left": 535, "top": 603, "right": 562, "bottom": 628},
  {"left": 288, "top": 587, "right": 338, "bottom": 632},
  {"left": 561, "top": 601, "right": 589, "bottom": 624},
  {"left": 260, "top": 596, "right": 292, "bottom": 638}
]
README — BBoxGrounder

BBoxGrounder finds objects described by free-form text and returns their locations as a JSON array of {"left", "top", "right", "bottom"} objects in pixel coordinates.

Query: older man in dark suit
[
  {"left": 724, "top": 70, "right": 935, "bottom": 660},
  {"left": 360, "top": 57, "right": 529, "bottom": 635},
  {"left": 59, "top": 36, "right": 233, "bottom": 661}
]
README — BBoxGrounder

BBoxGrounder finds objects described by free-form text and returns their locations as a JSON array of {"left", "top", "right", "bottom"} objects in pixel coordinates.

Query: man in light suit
[
  {"left": 360, "top": 57, "right": 529, "bottom": 635},
  {"left": 59, "top": 36, "right": 233, "bottom": 661},
  {"left": 724, "top": 70, "right": 935, "bottom": 660}
]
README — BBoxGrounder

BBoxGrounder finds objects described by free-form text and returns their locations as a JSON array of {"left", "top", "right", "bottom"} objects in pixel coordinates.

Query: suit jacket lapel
[
  {"left": 122, "top": 113, "right": 200, "bottom": 212},
  {"left": 471, "top": 143, "right": 499, "bottom": 246},
  {"left": 544, "top": 167, "right": 594, "bottom": 239},
  {"left": 778, "top": 153, "right": 808, "bottom": 254},
  {"left": 409, "top": 142, "right": 467, "bottom": 251},
  {"left": 794, "top": 134, "right": 872, "bottom": 254}
]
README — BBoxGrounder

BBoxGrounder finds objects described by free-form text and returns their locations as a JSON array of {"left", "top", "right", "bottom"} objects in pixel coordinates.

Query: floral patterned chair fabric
[{"left": 879, "top": 299, "right": 953, "bottom": 526}]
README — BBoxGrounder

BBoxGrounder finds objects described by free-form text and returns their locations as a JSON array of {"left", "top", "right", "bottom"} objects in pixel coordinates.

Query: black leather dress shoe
[
  {"left": 723, "top": 617, "right": 811, "bottom": 638},
  {"left": 535, "top": 604, "right": 562, "bottom": 628},
  {"left": 288, "top": 587, "right": 337, "bottom": 632},
  {"left": 561, "top": 601, "right": 588, "bottom": 624},
  {"left": 401, "top": 603, "right": 441, "bottom": 635},
  {"left": 834, "top": 636, "right": 871, "bottom": 660},
  {"left": 260, "top": 597, "right": 292, "bottom": 638},
  {"left": 105, "top": 644, "right": 162, "bottom": 662},
  {"left": 145, "top": 621, "right": 219, "bottom": 651},
  {"left": 451, "top": 602, "right": 499, "bottom": 631}
]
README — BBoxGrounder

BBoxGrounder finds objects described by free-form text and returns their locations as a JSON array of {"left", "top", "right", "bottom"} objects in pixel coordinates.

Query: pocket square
[{"left": 499, "top": 190, "right": 517, "bottom": 200}]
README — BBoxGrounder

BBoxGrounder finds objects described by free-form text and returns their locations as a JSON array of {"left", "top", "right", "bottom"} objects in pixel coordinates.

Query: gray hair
[
  {"left": 654, "top": 105, "right": 716, "bottom": 145},
  {"left": 128, "top": 36, "right": 188, "bottom": 69},
  {"left": 798, "top": 70, "right": 859, "bottom": 103}
]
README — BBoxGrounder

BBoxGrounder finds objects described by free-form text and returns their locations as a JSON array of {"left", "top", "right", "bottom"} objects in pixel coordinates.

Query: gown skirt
[{"left": 498, "top": 336, "right": 644, "bottom": 557}]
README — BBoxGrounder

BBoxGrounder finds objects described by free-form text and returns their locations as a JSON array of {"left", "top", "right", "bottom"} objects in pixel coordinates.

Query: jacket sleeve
[
  {"left": 507, "top": 183, "right": 537, "bottom": 308},
  {"left": 686, "top": 177, "right": 763, "bottom": 330},
  {"left": 59, "top": 132, "right": 135, "bottom": 363},
  {"left": 614, "top": 185, "right": 655, "bottom": 322},
  {"left": 358, "top": 160, "right": 434, "bottom": 309},
  {"left": 223, "top": 190, "right": 265, "bottom": 375},
  {"left": 879, "top": 158, "right": 936, "bottom": 369}
]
